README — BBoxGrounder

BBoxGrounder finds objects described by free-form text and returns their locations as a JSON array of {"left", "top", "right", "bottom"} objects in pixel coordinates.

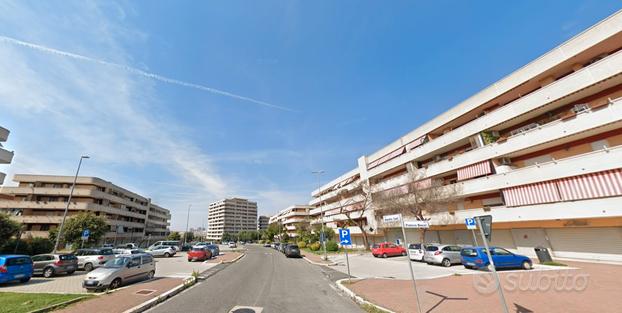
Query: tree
[
  {"left": 221, "top": 232, "right": 234, "bottom": 242},
  {"left": 0, "top": 213, "right": 21, "bottom": 248},
  {"left": 374, "top": 169, "right": 461, "bottom": 244},
  {"left": 335, "top": 181, "right": 374, "bottom": 250},
  {"left": 48, "top": 212, "right": 108, "bottom": 249},
  {"left": 183, "top": 232, "right": 195, "bottom": 243},
  {"left": 167, "top": 231, "right": 181, "bottom": 241}
]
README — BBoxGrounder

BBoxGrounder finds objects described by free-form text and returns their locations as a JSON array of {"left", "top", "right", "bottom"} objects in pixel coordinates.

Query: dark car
[
  {"left": 284, "top": 245, "right": 301, "bottom": 258},
  {"left": 280, "top": 244, "right": 289, "bottom": 253},
  {"left": 273, "top": 243, "right": 281, "bottom": 250},
  {"left": 0, "top": 255, "right": 33, "bottom": 284},
  {"left": 32, "top": 254, "right": 78, "bottom": 277},
  {"left": 181, "top": 244, "right": 192, "bottom": 252}
]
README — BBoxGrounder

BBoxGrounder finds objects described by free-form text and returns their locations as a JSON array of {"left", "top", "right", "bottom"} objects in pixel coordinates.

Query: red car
[
  {"left": 187, "top": 247, "right": 212, "bottom": 262},
  {"left": 372, "top": 242, "right": 407, "bottom": 258}
]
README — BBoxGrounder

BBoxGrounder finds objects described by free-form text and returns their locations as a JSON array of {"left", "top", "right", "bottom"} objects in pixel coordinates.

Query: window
[
  {"left": 130, "top": 256, "right": 141, "bottom": 267},
  {"left": 492, "top": 248, "right": 512, "bottom": 255},
  {"left": 6, "top": 257, "right": 32, "bottom": 266},
  {"left": 425, "top": 246, "right": 439, "bottom": 251},
  {"left": 461, "top": 248, "right": 478, "bottom": 257},
  {"left": 142, "top": 255, "right": 153, "bottom": 264},
  {"left": 31, "top": 255, "right": 46, "bottom": 262}
]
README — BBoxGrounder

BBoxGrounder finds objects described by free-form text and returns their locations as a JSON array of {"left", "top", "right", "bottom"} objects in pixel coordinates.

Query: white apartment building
[
  {"left": 206, "top": 198, "right": 258, "bottom": 241},
  {"left": 309, "top": 10, "right": 622, "bottom": 262},
  {"left": 0, "top": 126, "right": 14, "bottom": 185},
  {"left": 269, "top": 205, "right": 312, "bottom": 238},
  {"left": 0, "top": 174, "right": 171, "bottom": 244}
]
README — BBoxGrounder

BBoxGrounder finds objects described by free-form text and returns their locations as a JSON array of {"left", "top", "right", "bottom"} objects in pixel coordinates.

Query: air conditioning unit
[
  {"left": 572, "top": 103, "right": 590, "bottom": 113},
  {"left": 499, "top": 157, "right": 512, "bottom": 165}
]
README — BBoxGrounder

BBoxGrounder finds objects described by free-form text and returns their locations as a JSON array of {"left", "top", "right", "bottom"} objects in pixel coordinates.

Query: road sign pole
[
  {"left": 399, "top": 214, "right": 422, "bottom": 313},
  {"left": 471, "top": 229, "right": 479, "bottom": 246},
  {"left": 476, "top": 217, "right": 509, "bottom": 313},
  {"left": 344, "top": 246, "right": 351, "bottom": 284}
]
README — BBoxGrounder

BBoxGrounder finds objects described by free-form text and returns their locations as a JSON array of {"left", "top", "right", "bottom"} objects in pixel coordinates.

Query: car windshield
[
  {"left": 408, "top": 244, "right": 422, "bottom": 249},
  {"left": 191, "top": 247, "right": 204, "bottom": 251},
  {"left": 104, "top": 257, "right": 130, "bottom": 268},
  {"left": 425, "top": 246, "right": 439, "bottom": 251}
]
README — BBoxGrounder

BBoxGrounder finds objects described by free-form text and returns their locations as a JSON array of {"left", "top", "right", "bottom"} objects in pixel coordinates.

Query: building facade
[
  {"left": 258, "top": 215, "right": 269, "bottom": 230},
  {"left": 309, "top": 11, "right": 622, "bottom": 262},
  {"left": 269, "top": 205, "right": 312, "bottom": 238},
  {"left": 0, "top": 174, "right": 171, "bottom": 245},
  {"left": 0, "top": 126, "right": 14, "bottom": 185},
  {"left": 206, "top": 198, "right": 258, "bottom": 241}
]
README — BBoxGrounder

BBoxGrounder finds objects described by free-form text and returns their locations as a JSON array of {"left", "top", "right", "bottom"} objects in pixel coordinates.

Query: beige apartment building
[
  {"left": 0, "top": 125, "right": 14, "bottom": 185},
  {"left": 0, "top": 174, "right": 171, "bottom": 245},
  {"left": 258, "top": 215, "right": 269, "bottom": 230},
  {"left": 269, "top": 205, "right": 312, "bottom": 238},
  {"left": 310, "top": 10, "right": 622, "bottom": 262},
  {"left": 206, "top": 198, "right": 258, "bottom": 241}
]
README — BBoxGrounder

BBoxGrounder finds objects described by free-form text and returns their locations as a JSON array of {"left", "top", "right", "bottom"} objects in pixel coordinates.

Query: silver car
[
  {"left": 75, "top": 248, "right": 115, "bottom": 271},
  {"left": 146, "top": 245, "right": 176, "bottom": 257},
  {"left": 423, "top": 244, "right": 463, "bottom": 267},
  {"left": 83, "top": 254, "right": 155, "bottom": 291}
]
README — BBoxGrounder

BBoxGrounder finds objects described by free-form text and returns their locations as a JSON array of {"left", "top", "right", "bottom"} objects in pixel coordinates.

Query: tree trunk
[{"left": 357, "top": 223, "right": 370, "bottom": 250}]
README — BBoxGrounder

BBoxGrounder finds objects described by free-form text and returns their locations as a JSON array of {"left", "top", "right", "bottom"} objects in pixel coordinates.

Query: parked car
[
  {"left": 424, "top": 244, "right": 463, "bottom": 267},
  {"left": 102, "top": 244, "right": 114, "bottom": 248},
  {"left": 284, "top": 244, "right": 301, "bottom": 258},
  {"left": 0, "top": 255, "right": 33, "bottom": 284},
  {"left": 263, "top": 243, "right": 272, "bottom": 247},
  {"left": 205, "top": 244, "right": 220, "bottom": 257},
  {"left": 146, "top": 245, "right": 176, "bottom": 257},
  {"left": 149, "top": 241, "right": 180, "bottom": 251},
  {"left": 273, "top": 243, "right": 280, "bottom": 250},
  {"left": 461, "top": 247, "right": 533, "bottom": 270},
  {"left": 180, "top": 243, "right": 193, "bottom": 252},
  {"left": 372, "top": 242, "right": 407, "bottom": 258},
  {"left": 228, "top": 242, "right": 237, "bottom": 248},
  {"left": 32, "top": 253, "right": 78, "bottom": 278},
  {"left": 407, "top": 243, "right": 427, "bottom": 262},
  {"left": 74, "top": 248, "right": 115, "bottom": 271},
  {"left": 279, "top": 243, "right": 289, "bottom": 253},
  {"left": 116, "top": 243, "right": 138, "bottom": 249},
  {"left": 187, "top": 246, "right": 212, "bottom": 262},
  {"left": 113, "top": 249, "right": 145, "bottom": 257},
  {"left": 83, "top": 253, "right": 155, "bottom": 291}
]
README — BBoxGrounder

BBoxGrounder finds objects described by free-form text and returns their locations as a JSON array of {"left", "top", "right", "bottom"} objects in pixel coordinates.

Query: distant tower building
[
  {"left": 206, "top": 198, "right": 258, "bottom": 241},
  {"left": 257, "top": 215, "right": 269, "bottom": 230}
]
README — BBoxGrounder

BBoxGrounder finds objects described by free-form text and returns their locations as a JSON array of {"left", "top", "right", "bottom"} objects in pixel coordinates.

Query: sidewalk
[
  {"left": 56, "top": 277, "right": 183, "bottom": 313},
  {"left": 302, "top": 251, "right": 335, "bottom": 265},
  {"left": 206, "top": 252, "right": 243, "bottom": 264},
  {"left": 342, "top": 261, "right": 622, "bottom": 313}
]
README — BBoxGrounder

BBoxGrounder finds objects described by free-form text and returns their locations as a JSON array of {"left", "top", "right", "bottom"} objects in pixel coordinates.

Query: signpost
[
  {"left": 382, "top": 214, "right": 422, "bottom": 313},
  {"left": 339, "top": 228, "right": 352, "bottom": 284},
  {"left": 465, "top": 218, "right": 478, "bottom": 246},
  {"left": 81, "top": 229, "right": 90, "bottom": 249},
  {"left": 473, "top": 216, "right": 509, "bottom": 313}
]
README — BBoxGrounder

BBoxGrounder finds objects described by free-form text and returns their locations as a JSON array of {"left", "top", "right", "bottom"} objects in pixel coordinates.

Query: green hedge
[
  {"left": 0, "top": 237, "right": 54, "bottom": 255},
  {"left": 309, "top": 242, "right": 321, "bottom": 251},
  {"left": 326, "top": 240, "right": 339, "bottom": 252},
  {"left": 297, "top": 241, "right": 307, "bottom": 249}
]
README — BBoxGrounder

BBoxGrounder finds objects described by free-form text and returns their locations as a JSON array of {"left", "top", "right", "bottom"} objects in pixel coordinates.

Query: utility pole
[
  {"left": 312, "top": 170, "right": 328, "bottom": 261},
  {"left": 184, "top": 204, "right": 192, "bottom": 246},
  {"left": 53, "top": 155, "right": 89, "bottom": 253}
]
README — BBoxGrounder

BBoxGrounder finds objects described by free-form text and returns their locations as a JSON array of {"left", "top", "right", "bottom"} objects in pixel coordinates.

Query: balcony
[
  {"left": 0, "top": 126, "right": 8, "bottom": 142},
  {"left": 309, "top": 193, "right": 366, "bottom": 216},
  {"left": 0, "top": 201, "right": 147, "bottom": 220},
  {"left": 0, "top": 172, "right": 5, "bottom": 185},
  {"left": 12, "top": 215, "right": 63, "bottom": 224},
  {"left": 366, "top": 50, "right": 622, "bottom": 179},
  {"left": 0, "top": 147, "right": 13, "bottom": 164}
]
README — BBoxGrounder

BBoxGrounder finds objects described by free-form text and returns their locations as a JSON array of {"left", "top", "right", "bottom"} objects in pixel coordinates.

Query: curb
[
  {"left": 27, "top": 295, "right": 91, "bottom": 313},
  {"left": 122, "top": 276, "right": 196, "bottom": 313},
  {"left": 222, "top": 253, "right": 245, "bottom": 264},
  {"left": 302, "top": 256, "right": 337, "bottom": 266},
  {"left": 335, "top": 278, "right": 397, "bottom": 313}
]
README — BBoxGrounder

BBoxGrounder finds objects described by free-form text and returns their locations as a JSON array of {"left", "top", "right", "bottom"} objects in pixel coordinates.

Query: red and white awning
[
  {"left": 502, "top": 181, "right": 561, "bottom": 207},
  {"left": 405, "top": 135, "right": 426, "bottom": 151},
  {"left": 414, "top": 178, "right": 432, "bottom": 189},
  {"left": 457, "top": 160, "right": 493, "bottom": 181},
  {"left": 557, "top": 168, "right": 622, "bottom": 201},
  {"left": 368, "top": 147, "right": 406, "bottom": 169}
]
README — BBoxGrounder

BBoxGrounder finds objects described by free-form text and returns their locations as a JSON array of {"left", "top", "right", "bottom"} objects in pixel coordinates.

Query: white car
[
  {"left": 228, "top": 242, "right": 237, "bottom": 248},
  {"left": 146, "top": 245, "right": 176, "bottom": 257},
  {"left": 83, "top": 254, "right": 155, "bottom": 291},
  {"left": 408, "top": 243, "right": 427, "bottom": 261},
  {"left": 75, "top": 248, "right": 116, "bottom": 271},
  {"left": 113, "top": 248, "right": 145, "bottom": 257}
]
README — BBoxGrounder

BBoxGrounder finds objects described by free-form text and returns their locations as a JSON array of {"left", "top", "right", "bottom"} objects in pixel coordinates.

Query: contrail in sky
[{"left": 0, "top": 35, "right": 293, "bottom": 112}]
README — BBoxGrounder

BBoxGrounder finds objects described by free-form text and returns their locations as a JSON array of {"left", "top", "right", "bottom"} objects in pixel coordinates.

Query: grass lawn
[{"left": 0, "top": 292, "right": 91, "bottom": 313}]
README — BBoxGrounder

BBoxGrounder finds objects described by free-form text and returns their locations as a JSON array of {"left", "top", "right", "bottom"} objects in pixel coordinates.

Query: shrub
[
  {"left": 30, "top": 237, "right": 54, "bottom": 255},
  {"left": 309, "top": 242, "right": 321, "bottom": 251},
  {"left": 326, "top": 240, "right": 339, "bottom": 252},
  {"left": 297, "top": 241, "right": 306, "bottom": 249}
]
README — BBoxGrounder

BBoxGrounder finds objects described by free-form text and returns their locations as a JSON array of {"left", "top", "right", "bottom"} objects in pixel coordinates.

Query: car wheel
[
  {"left": 441, "top": 259, "right": 451, "bottom": 267},
  {"left": 147, "top": 271, "right": 155, "bottom": 280},
  {"left": 20, "top": 276, "right": 31, "bottom": 283},
  {"left": 402, "top": 251, "right": 407, "bottom": 256},
  {"left": 84, "top": 263, "right": 94, "bottom": 272},
  {"left": 382, "top": 253, "right": 388, "bottom": 258},
  {"left": 67, "top": 270, "right": 76, "bottom": 275},
  {"left": 109, "top": 278, "right": 122, "bottom": 290},
  {"left": 522, "top": 261, "right": 532, "bottom": 270},
  {"left": 43, "top": 267, "right": 55, "bottom": 278},
  {"left": 164, "top": 252, "right": 171, "bottom": 258},
  {"left": 187, "top": 259, "right": 192, "bottom": 262}
]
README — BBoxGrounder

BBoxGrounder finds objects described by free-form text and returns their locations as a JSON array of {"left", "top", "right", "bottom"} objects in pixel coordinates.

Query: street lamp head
[
  {"left": 312, "top": 170, "right": 325, "bottom": 174},
  {"left": 81, "top": 155, "right": 90, "bottom": 159}
]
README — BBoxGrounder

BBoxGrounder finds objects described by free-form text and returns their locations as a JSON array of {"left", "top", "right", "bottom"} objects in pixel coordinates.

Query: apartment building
[
  {"left": 0, "top": 174, "right": 171, "bottom": 244},
  {"left": 269, "top": 205, "right": 312, "bottom": 238},
  {"left": 0, "top": 126, "right": 14, "bottom": 185},
  {"left": 206, "top": 198, "right": 258, "bottom": 241},
  {"left": 258, "top": 215, "right": 270, "bottom": 230},
  {"left": 309, "top": 11, "right": 622, "bottom": 262}
]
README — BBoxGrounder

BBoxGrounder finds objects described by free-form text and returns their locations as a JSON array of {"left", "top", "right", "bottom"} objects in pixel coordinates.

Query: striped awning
[
  {"left": 413, "top": 178, "right": 432, "bottom": 189},
  {"left": 405, "top": 135, "right": 426, "bottom": 151},
  {"left": 557, "top": 168, "right": 622, "bottom": 201},
  {"left": 457, "top": 160, "right": 493, "bottom": 181},
  {"left": 368, "top": 147, "right": 406, "bottom": 169},
  {"left": 502, "top": 181, "right": 561, "bottom": 207}
]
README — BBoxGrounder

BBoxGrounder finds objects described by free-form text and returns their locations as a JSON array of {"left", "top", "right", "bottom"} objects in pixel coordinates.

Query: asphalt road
[{"left": 149, "top": 245, "right": 363, "bottom": 313}]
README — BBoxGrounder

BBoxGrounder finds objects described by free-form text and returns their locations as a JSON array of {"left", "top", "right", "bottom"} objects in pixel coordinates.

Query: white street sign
[
  {"left": 404, "top": 220, "right": 429, "bottom": 229},
  {"left": 382, "top": 214, "right": 401, "bottom": 223}
]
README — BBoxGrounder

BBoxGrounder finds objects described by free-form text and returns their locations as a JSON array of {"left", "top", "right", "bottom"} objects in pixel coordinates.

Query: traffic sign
[
  {"left": 477, "top": 215, "right": 493, "bottom": 241},
  {"left": 465, "top": 218, "right": 477, "bottom": 230},
  {"left": 404, "top": 220, "right": 430, "bottom": 229},
  {"left": 81, "top": 229, "right": 90, "bottom": 240},
  {"left": 382, "top": 214, "right": 401, "bottom": 223},
  {"left": 339, "top": 228, "right": 351, "bottom": 245}
]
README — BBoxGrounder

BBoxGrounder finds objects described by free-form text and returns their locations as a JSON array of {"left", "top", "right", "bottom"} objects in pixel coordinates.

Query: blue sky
[{"left": 0, "top": 1, "right": 620, "bottom": 230}]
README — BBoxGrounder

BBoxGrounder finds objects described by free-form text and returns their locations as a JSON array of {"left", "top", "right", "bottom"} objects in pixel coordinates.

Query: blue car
[
  {"left": 460, "top": 247, "right": 532, "bottom": 270},
  {"left": 0, "top": 255, "right": 34, "bottom": 284}
]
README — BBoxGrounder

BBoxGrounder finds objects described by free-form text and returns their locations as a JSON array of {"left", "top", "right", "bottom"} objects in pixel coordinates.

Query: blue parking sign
[
  {"left": 339, "top": 228, "right": 351, "bottom": 245},
  {"left": 82, "top": 229, "right": 90, "bottom": 239},
  {"left": 465, "top": 218, "right": 477, "bottom": 230}
]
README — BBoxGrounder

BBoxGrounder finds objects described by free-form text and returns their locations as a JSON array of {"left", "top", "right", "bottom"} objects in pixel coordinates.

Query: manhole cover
[
  {"left": 229, "top": 306, "right": 263, "bottom": 313},
  {"left": 135, "top": 289, "right": 156, "bottom": 295}
]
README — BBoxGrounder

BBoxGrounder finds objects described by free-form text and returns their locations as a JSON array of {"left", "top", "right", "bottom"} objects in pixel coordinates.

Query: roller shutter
[{"left": 546, "top": 227, "right": 622, "bottom": 262}]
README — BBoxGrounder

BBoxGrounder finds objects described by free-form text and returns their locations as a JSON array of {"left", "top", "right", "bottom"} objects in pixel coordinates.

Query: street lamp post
[
  {"left": 184, "top": 204, "right": 192, "bottom": 246},
  {"left": 53, "top": 155, "right": 89, "bottom": 253},
  {"left": 312, "top": 170, "right": 328, "bottom": 261}
]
